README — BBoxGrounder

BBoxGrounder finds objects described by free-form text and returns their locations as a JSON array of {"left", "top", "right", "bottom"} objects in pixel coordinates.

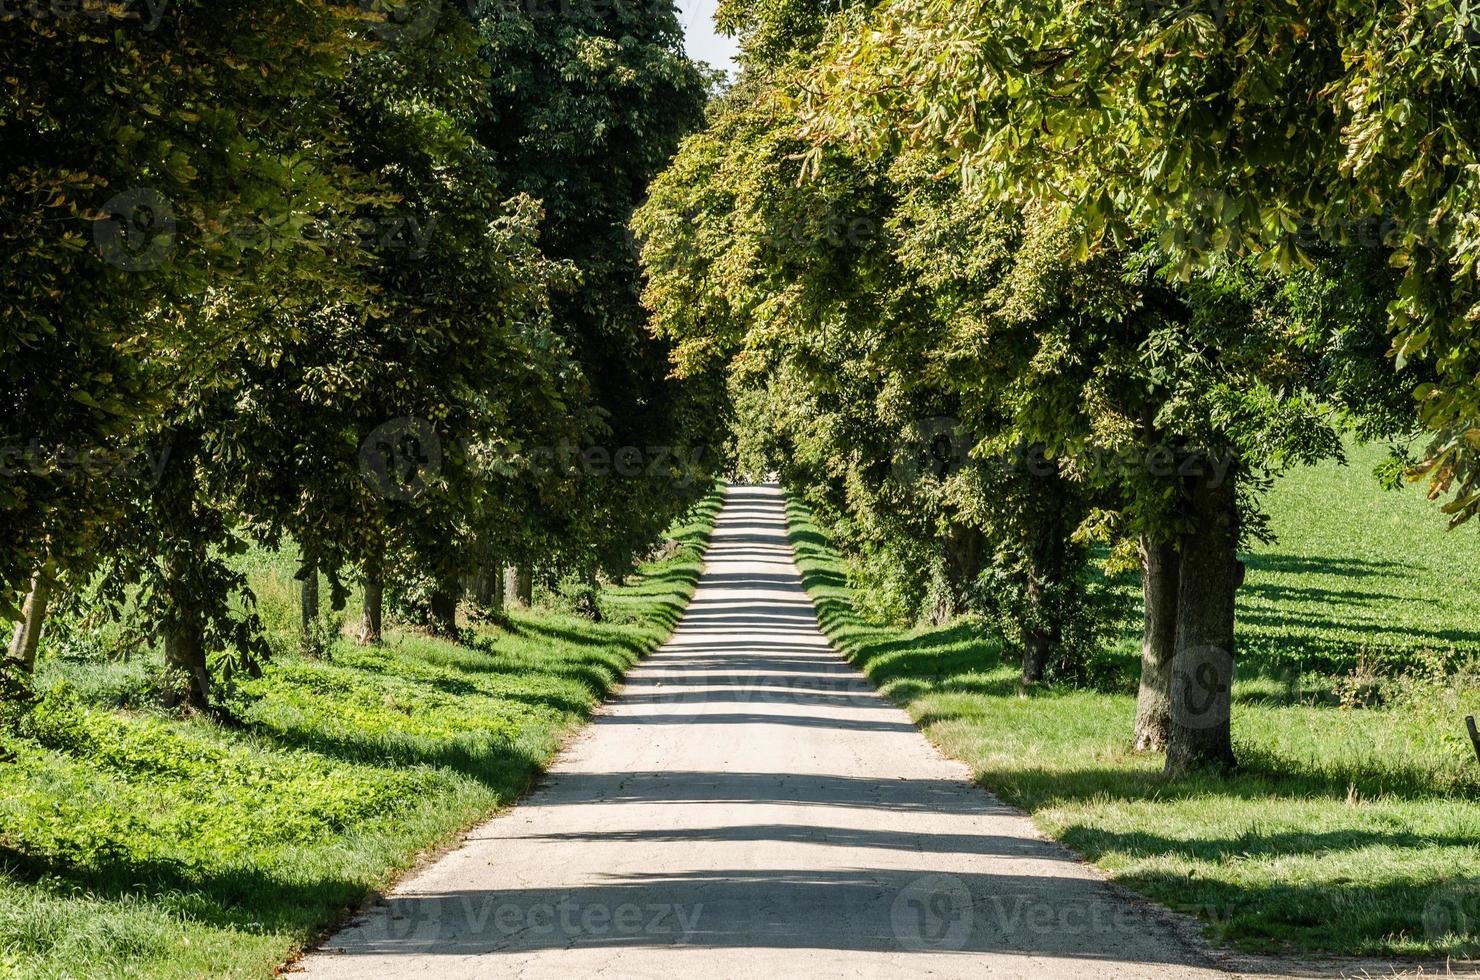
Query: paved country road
[{"left": 299, "top": 485, "right": 1318, "bottom": 979}]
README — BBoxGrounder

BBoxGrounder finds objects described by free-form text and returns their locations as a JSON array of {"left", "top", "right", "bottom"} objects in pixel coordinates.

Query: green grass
[
  {"left": 784, "top": 444, "right": 1480, "bottom": 960},
  {"left": 0, "top": 491, "right": 722, "bottom": 979},
  {"left": 1236, "top": 440, "right": 1480, "bottom": 678}
]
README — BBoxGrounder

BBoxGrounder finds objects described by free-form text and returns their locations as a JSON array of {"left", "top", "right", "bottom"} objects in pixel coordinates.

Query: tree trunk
[
  {"left": 929, "top": 593, "right": 954, "bottom": 628},
  {"left": 299, "top": 560, "right": 319, "bottom": 635},
  {"left": 429, "top": 573, "right": 460, "bottom": 637},
  {"left": 518, "top": 564, "right": 533, "bottom": 606},
  {"left": 577, "top": 569, "right": 602, "bottom": 622},
  {"left": 7, "top": 558, "right": 56, "bottom": 673},
  {"left": 1165, "top": 466, "right": 1241, "bottom": 776},
  {"left": 1020, "top": 527, "right": 1064, "bottom": 684},
  {"left": 360, "top": 557, "right": 383, "bottom": 646},
  {"left": 932, "top": 524, "right": 983, "bottom": 626},
  {"left": 471, "top": 546, "right": 503, "bottom": 614},
  {"left": 506, "top": 564, "right": 532, "bottom": 607},
  {"left": 161, "top": 558, "right": 210, "bottom": 713},
  {"left": 1133, "top": 536, "right": 1180, "bottom": 752},
  {"left": 1021, "top": 619, "right": 1051, "bottom": 684}
]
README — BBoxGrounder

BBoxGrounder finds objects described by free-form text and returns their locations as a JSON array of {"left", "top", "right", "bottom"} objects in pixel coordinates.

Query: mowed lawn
[
  {"left": 786, "top": 442, "right": 1480, "bottom": 959},
  {"left": 0, "top": 493, "right": 720, "bottom": 979}
]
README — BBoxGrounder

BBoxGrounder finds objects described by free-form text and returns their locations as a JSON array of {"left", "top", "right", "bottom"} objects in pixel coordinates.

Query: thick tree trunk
[
  {"left": 506, "top": 564, "right": 532, "bottom": 607},
  {"left": 471, "top": 547, "right": 503, "bottom": 614},
  {"left": 299, "top": 560, "right": 319, "bottom": 635},
  {"left": 932, "top": 524, "right": 984, "bottom": 626},
  {"left": 1020, "top": 528, "right": 1064, "bottom": 684},
  {"left": 164, "top": 616, "right": 210, "bottom": 712},
  {"left": 429, "top": 573, "right": 460, "bottom": 637},
  {"left": 1133, "top": 536, "right": 1180, "bottom": 752},
  {"left": 7, "top": 558, "right": 56, "bottom": 673},
  {"left": 358, "top": 571, "right": 381, "bottom": 648},
  {"left": 1021, "top": 619, "right": 1051, "bottom": 683},
  {"left": 356, "top": 541, "right": 381, "bottom": 648},
  {"left": 518, "top": 564, "right": 533, "bottom": 606},
  {"left": 1165, "top": 467, "right": 1241, "bottom": 776},
  {"left": 161, "top": 558, "right": 210, "bottom": 713},
  {"left": 929, "top": 593, "right": 954, "bottom": 628}
]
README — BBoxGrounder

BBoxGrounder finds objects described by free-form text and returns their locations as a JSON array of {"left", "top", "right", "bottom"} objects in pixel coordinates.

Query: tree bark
[
  {"left": 471, "top": 547, "right": 503, "bottom": 614},
  {"left": 518, "top": 564, "right": 533, "bottom": 606},
  {"left": 161, "top": 557, "right": 210, "bottom": 713},
  {"left": 578, "top": 569, "right": 603, "bottom": 622},
  {"left": 932, "top": 524, "right": 983, "bottom": 626},
  {"left": 1133, "top": 536, "right": 1180, "bottom": 752},
  {"left": 7, "top": 558, "right": 56, "bottom": 673},
  {"left": 359, "top": 557, "right": 383, "bottom": 646},
  {"left": 429, "top": 573, "right": 460, "bottom": 637},
  {"left": 299, "top": 560, "right": 319, "bottom": 636},
  {"left": 1021, "top": 620, "right": 1051, "bottom": 683},
  {"left": 1020, "top": 529, "right": 1064, "bottom": 683},
  {"left": 506, "top": 563, "right": 532, "bottom": 607},
  {"left": 1165, "top": 465, "right": 1241, "bottom": 776},
  {"left": 929, "top": 593, "right": 953, "bottom": 628}
]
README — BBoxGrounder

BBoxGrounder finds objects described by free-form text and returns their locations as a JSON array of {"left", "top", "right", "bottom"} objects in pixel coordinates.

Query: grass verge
[
  {"left": 0, "top": 491, "right": 721, "bottom": 979},
  {"left": 783, "top": 456, "right": 1480, "bottom": 960}
]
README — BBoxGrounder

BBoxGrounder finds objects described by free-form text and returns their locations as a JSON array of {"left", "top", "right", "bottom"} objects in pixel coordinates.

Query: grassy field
[
  {"left": 785, "top": 442, "right": 1480, "bottom": 960},
  {"left": 0, "top": 492, "right": 721, "bottom": 978}
]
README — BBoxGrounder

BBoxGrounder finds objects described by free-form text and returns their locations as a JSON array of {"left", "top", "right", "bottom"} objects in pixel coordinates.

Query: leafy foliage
[
  {"left": 3, "top": 0, "right": 720, "bottom": 712},
  {"left": 803, "top": 0, "right": 1480, "bottom": 517}
]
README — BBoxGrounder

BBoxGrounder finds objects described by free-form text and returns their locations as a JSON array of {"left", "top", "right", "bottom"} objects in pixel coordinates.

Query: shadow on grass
[
  {"left": 780, "top": 491, "right": 1480, "bottom": 957},
  {"left": 245, "top": 718, "right": 548, "bottom": 796},
  {"left": 1243, "top": 554, "right": 1408, "bottom": 579},
  {"left": 271, "top": 645, "right": 600, "bottom": 715},
  {"left": 0, "top": 844, "right": 374, "bottom": 938},
  {"left": 1107, "top": 869, "right": 1478, "bottom": 956},
  {"left": 0, "top": 489, "right": 728, "bottom": 976},
  {"left": 1238, "top": 609, "right": 1480, "bottom": 648}
]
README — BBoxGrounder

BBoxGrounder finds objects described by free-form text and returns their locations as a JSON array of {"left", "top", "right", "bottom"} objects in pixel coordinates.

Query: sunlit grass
[
  {"left": 785, "top": 450, "right": 1480, "bottom": 959},
  {"left": 0, "top": 491, "right": 722, "bottom": 978}
]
